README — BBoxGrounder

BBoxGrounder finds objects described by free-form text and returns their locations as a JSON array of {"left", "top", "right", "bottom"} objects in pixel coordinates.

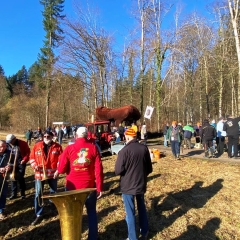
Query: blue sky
[{"left": 0, "top": 0, "right": 215, "bottom": 77}]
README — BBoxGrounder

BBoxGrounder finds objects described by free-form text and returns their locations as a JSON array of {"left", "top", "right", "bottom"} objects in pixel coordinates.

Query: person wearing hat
[
  {"left": 216, "top": 117, "right": 226, "bottom": 157},
  {"left": 166, "top": 121, "right": 183, "bottom": 160},
  {"left": 6, "top": 134, "right": 30, "bottom": 200},
  {"left": 200, "top": 119, "right": 217, "bottom": 158},
  {"left": 115, "top": 128, "right": 152, "bottom": 240},
  {"left": 29, "top": 130, "right": 63, "bottom": 225},
  {"left": 58, "top": 127, "right": 104, "bottom": 240}
]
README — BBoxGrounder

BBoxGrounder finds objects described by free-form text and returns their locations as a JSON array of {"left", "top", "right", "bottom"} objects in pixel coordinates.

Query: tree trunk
[
  {"left": 138, "top": 0, "right": 146, "bottom": 117},
  {"left": 45, "top": 76, "right": 51, "bottom": 128},
  {"left": 228, "top": 0, "right": 240, "bottom": 114}
]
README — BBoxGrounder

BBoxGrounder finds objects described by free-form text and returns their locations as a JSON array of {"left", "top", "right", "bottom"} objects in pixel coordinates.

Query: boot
[{"left": 176, "top": 154, "right": 180, "bottom": 160}]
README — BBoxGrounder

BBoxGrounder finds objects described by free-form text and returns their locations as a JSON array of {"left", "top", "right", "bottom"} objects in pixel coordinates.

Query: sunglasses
[{"left": 44, "top": 135, "right": 51, "bottom": 139}]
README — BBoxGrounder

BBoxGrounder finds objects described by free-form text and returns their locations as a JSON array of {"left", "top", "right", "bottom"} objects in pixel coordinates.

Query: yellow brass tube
[{"left": 43, "top": 188, "right": 96, "bottom": 240}]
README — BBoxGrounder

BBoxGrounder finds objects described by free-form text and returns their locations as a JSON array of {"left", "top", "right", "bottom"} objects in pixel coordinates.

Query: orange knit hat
[
  {"left": 125, "top": 128, "right": 137, "bottom": 137},
  {"left": 172, "top": 121, "right": 177, "bottom": 125}
]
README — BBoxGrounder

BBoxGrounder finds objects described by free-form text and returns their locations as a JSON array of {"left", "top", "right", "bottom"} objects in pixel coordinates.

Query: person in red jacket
[
  {"left": 29, "top": 130, "right": 63, "bottom": 226},
  {"left": 6, "top": 134, "right": 30, "bottom": 200},
  {"left": 58, "top": 126, "right": 104, "bottom": 240}
]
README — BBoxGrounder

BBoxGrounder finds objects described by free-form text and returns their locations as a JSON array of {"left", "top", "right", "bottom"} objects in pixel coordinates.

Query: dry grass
[{"left": 0, "top": 137, "right": 240, "bottom": 240}]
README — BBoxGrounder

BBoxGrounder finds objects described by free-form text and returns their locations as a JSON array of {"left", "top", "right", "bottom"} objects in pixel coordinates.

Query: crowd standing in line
[{"left": 165, "top": 115, "right": 240, "bottom": 160}]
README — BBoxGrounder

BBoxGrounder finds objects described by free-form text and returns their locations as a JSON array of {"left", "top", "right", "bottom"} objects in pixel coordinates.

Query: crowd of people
[
  {"left": 0, "top": 122, "right": 151, "bottom": 240},
  {"left": 163, "top": 115, "right": 240, "bottom": 160},
  {"left": 24, "top": 125, "right": 76, "bottom": 147},
  {"left": 1, "top": 116, "right": 238, "bottom": 239}
]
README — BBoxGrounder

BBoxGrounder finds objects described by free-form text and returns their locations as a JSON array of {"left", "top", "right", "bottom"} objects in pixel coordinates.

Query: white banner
[{"left": 144, "top": 106, "right": 154, "bottom": 119}]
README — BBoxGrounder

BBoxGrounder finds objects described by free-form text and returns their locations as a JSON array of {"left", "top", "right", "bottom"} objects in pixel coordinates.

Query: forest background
[{"left": 0, "top": 0, "right": 240, "bottom": 133}]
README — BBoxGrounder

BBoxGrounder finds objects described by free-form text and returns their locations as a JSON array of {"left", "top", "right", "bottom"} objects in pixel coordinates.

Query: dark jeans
[
  {"left": 85, "top": 191, "right": 98, "bottom": 240},
  {"left": 11, "top": 164, "right": 26, "bottom": 197},
  {"left": 202, "top": 140, "right": 213, "bottom": 150},
  {"left": 0, "top": 181, "right": 8, "bottom": 213},
  {"left": 227, "top": 135, "right": 239, "bottom": 157},
  {"left": 216, "top": 136, "right": 225, "bottom": 156},
  {"left": 119, "top": 134, "right": 125, "bottom": 141},
  {"left": 170, "top": 141, "right": 180, "bottom": 156}
]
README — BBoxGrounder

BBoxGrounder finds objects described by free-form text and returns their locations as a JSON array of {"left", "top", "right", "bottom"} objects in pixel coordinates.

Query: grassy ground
[{"left": 0, "top": 137, "right": 240, "bottom": 240}]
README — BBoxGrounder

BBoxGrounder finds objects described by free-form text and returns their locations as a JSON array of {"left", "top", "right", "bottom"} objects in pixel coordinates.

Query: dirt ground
[{"left": 0, "top": 135, "right": 239, "bottom": 239}]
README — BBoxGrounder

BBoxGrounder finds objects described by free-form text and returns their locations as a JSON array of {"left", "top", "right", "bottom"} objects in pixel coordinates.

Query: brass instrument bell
[{"left": 43, "top": 188, "right": 96, "bottom": 240}]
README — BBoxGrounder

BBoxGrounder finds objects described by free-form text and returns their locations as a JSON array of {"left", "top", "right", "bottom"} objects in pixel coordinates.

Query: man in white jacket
[{"left": 216, "top": 117, "right": 226, "bottom": 157}]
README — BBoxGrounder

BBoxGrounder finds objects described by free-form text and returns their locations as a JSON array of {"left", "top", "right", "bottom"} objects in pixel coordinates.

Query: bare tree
[
  {"left": 59, "top": 4, "right": 113, "bottom": 111},
  {"left": 228, "top": 0, "right": 240, "bottom": 113}
]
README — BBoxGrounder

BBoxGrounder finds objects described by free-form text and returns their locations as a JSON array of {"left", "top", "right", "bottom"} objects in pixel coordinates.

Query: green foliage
[
  {"left": 39, "top": 0, "right": 65, "bottom": 70},
  {"left": 28, "top": 61, "right": 46, "bottom": 89},
  {"left": 5, "top": 66, "right": 30, "bottom": 97},
  {"left": 0, "top": 65, "right": 4, "bottom": 76}
]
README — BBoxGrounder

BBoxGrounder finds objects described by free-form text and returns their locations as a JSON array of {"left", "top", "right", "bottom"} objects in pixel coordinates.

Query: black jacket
[
  {"left": 163, "top": 125, "right": 169, "bottom": 135},
  {"left": 0, "top": 149, "right": 14, "bottom": 182},
  {"left": 223, "top": 116, "right": 240, "bottom": 136},
  {"left": 118, "top": 126, "right": 125, "bottom": 135},
  {"left": 115, "top": 138, "right": 152, "bottom": 195},
  {"left": 200, "top": 123, "right": 216, "bottom": 141}
]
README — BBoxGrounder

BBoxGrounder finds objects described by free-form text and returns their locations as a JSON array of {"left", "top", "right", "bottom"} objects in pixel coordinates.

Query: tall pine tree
[{"left": 39, "top": 0, "right": 65, "bottom": 127}]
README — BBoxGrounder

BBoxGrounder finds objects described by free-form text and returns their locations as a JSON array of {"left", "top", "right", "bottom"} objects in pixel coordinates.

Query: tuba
[{"left": 43, "top": 188, "right": 96, "bottom": 240}]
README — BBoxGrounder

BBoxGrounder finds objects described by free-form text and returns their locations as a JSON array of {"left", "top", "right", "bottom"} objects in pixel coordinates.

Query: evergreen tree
[
  {"left": 39, "top": 0, "right": 65, "bottom": 127},
  {"left": 5, "top": 65, "right": 29, "bottom": 96},
  {"left": 0, "top": 65, "right": 4, "bottom": 76}
]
